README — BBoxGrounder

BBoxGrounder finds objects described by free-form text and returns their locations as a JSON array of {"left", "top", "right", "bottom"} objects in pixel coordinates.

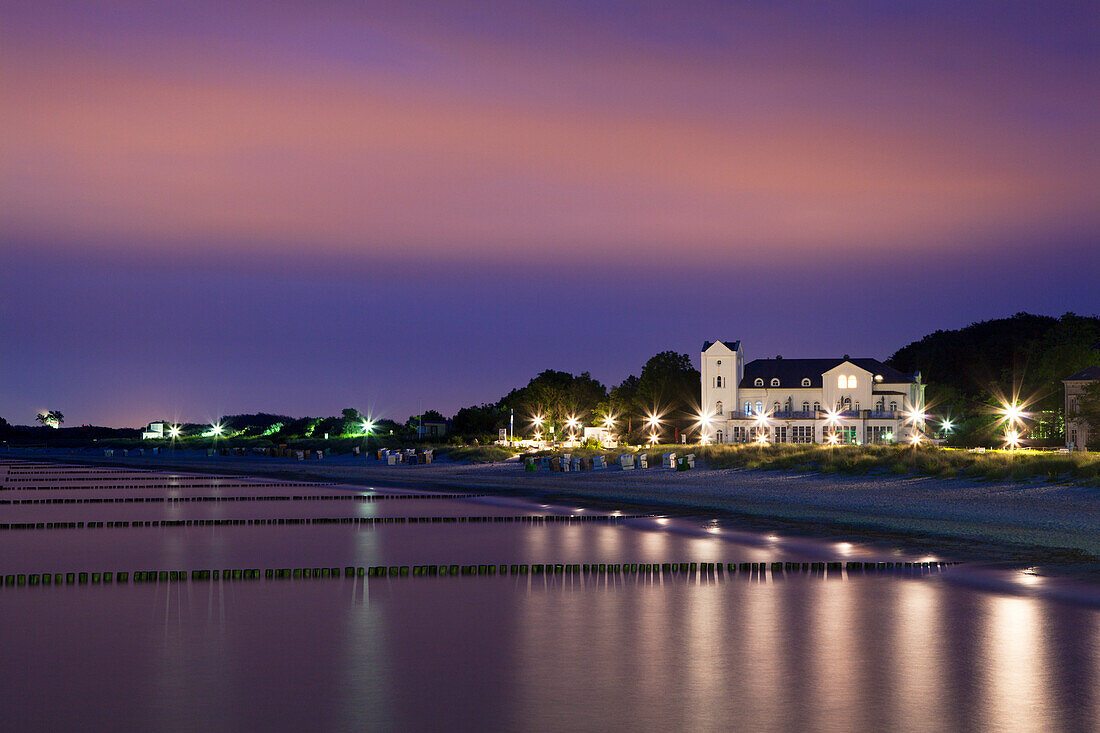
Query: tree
[
  {"left": 498, "top": 370, "right": 608, "bottom": 432},
  {"left": 36, "top": 410, "right": 64, "bottom": 429},
  {"left": 452, "top": 404, "right": 504, "bottom": 437},
  {"left": 634, "top": 351, "right": 700, "bottom": 438}
]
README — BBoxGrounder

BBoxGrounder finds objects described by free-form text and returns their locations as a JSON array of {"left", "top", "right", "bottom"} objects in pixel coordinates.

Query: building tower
[{"left": 701, "top": 341, "right": 742, "bottom": 428}]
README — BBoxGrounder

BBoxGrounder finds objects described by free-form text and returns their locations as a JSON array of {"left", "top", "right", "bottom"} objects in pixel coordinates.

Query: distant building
[
  {"left": 416, "top": 420, "right": 449, "bottom": 439},
  {"left": 1063, "top": 366, "right": 1100, "bottom": 451},
  {"left": 582, "top": 426, "right": 617, "bottom": 447},
  {"left": 701, "top": 340, "right": 925, "bottom": 444},
  {"left": 141, "top": 421, "right": 167, "bottom": 440}
]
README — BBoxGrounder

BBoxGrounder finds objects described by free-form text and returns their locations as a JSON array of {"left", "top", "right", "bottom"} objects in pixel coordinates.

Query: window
[
  {"left": 772, "top": 401, "right": 780, "bottom": 413},
  {"left": 889, "top": 401, "right": 897, "bottom": 412},
  {"left": 828, "top": 426, "right": 858, "bottom": 444},
  {"left": 801, "top": 378, "right": 811, "bottom": 387},
  {"left": 715, "top": 401, "right": 723, "bottom": 415},
  {"left": 773, "top": 426, "right": 788, "bottom": 443},
  {"left": 854, "top": 402, "right": 860, "bottom": 411},
  {"left": 813, "top": 401, "right": 821, "bottom": 411},
  {"left": 867, "top": 426, "right": 894, "bottom": 444},
  {"left": 792, "top": 425, "right": 815, "bottom": 444},
  {"left": 715, "top": 375, "right": 723, "bottom": 388},
  {"left": 754, "top": 378, "right": 764, "bottom": 387},
  {"left": 802, "top": 401, "right": 810, "bottom": 412},
  {"left": 745, "top": 401, "right": 752, "bottom": 415},
  {"left": 838, "top": 375, "right": 846, "bottom": 388},
  {"left": 755, "top": 401, "right": 763, "bottom": 415},
  {"left": 876, "top": 399, "right": 884, "bottom": 411},
  {"left": 847, "top": 376, "right": 857, "bottom": 389},
  {"left": 715, "top": 430, "right": 724, "bottom": 443},
  {"left": 731, "top": 426, "right": 748, "bottom": 443},
  {"left": 770, "top": 378, "right": 780, "bottom": 387}
]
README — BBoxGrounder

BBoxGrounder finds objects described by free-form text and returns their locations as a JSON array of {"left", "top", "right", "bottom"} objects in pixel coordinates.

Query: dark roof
[
  {"left": 702, "top": 340, "right": 740, "bottom": 352},
  {"left": 1064, "top": 365, "right": 1100, "bottom": 381},
  {"left": 739, "top": 358, "right": 915, "bottom": 388}
]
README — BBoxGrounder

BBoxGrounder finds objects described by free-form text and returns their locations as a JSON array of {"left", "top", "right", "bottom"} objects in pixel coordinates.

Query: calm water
[{"left": 1, "top": 460, "right": 1098, "bottom": 732}]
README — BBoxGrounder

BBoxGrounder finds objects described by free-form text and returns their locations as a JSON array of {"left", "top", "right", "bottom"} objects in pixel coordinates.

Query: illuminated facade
[
  {"left": 1063, "top": 366, "right": 1099, "bottom": 451},
  {"left": 701, "top": 340, "right": 925, "bottom": 444}
]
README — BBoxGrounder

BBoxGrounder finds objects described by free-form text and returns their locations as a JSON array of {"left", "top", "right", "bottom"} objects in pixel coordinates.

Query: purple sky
[{"left": 2, "top": 1, "right": 1097, "bottom": 427}]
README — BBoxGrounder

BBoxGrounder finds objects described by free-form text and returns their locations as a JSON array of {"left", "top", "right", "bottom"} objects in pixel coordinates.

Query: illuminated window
[
  {"left": 838, "top": 375, "right": 846, "bottom": 388},
  {"left": 847, "top": 376, "right": 857, "bottom": 389},
  {"left": 754, "top": 378, "right": 764, "bottom": 387},
  {"left": 715, "top": 401, "right": 723, "bottom": 415},
  {"left": 801, "top": 378, "right": 811, "bottom": 387},
  {"left": 745, "top": 401, "right": 752, "bottom": 415},
  {"left": 770, "top": 378, "right": 780, "bottom": 387},
  {"left": 755, "top": 401, "right": 763, "bottom": 415}
]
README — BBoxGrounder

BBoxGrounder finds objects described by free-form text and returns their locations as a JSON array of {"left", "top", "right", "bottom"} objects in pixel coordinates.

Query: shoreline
[{"left": 11, "top": 451, "right": 1100, "bottom": 574}]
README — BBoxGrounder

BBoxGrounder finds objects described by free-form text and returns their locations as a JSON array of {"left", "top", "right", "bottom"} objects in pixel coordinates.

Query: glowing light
[
  {"left": 826, "top": 432, "right": 840, "bottom": 445},
  {"left": 905, "top": 408, "right": 927, "bottom": 425},
  {"left": 909, "top": 432, "right": 922, "bottom": 446},
  {"left": 211, "top": 422, "right": 223, "bottom": 436},
  {"left": 1005, "top": 429, "right": 1021, "bottom": 449},
  {"left": 361, "top": 419, "right": 375, "bottom": 434},
  {"left": 167, "top": 425, "right": 181, "bottom": 438},
  {"left": 645, "top": 413, "right": 662, "bottom": 430},
  {"left": 565, "top": 415, "right": 580, "bottom": 431},
  {"left": 999, "top": 400, "right": 1028, "bottom": 428},
  {"left": 533, "top": 431, "right": 542, "bottom": 441},
  {"left": 754, "top": 432, "right": 768, "bottom": 446},
  {"left": 602, "top": 414, "right": 615, "bottom": 430},
  {"left": 940, "top": 418, "right": 953, "bottom": 433},
  {"left": 836, "top": 542, "right": 853, "bottom": 555},
  {"left": 648, "top": 432, "right": 659, "bottom": 445},
  {"left": 532, "top": 414, "right": 545, "bottom": 428},
  {"left": 823, "top": 408, "right": 841, "bottom": 426}
]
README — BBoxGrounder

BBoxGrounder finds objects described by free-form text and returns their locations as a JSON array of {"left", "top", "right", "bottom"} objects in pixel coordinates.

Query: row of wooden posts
[
  {"left": 0, "top": 492, "right": 487, "bottom": 505},
  {"left": 0, "top": 561, "right": 956, "bottom": 588},
  {"left": 0, "top": 513, "right": 649, "bottom": 531}
]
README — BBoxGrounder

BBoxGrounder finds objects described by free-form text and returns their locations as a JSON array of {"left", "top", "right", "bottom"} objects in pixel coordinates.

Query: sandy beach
[{"left": 17, "top": 450, "right": 1100, "bottom": 569}]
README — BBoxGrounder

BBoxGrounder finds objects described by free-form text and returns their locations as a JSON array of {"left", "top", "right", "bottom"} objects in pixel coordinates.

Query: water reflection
[{"left": 1, "top": 461, "right": 1098, "bottom": 731}]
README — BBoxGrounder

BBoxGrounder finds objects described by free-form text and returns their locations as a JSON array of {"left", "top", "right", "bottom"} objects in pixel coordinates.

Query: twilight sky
[{"left": 1, "top": 1, "right": 1097, "bottom": 427}]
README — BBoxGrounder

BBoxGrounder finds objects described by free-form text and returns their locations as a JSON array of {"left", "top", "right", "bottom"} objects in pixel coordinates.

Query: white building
[{"left": 701, "top": 340, "right": 925, "bottom": 445}]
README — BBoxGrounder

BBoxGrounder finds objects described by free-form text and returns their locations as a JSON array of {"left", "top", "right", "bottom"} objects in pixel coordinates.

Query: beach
[{"left": 20, "top": 451, "right": 1100, "bottom": 569}]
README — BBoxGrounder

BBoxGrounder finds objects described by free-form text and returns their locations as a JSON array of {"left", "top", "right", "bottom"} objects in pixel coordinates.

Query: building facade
[
  {"left": 1063, "top": 366, "right": 1100, "bottom": 451},
  {"left": 701, "top": 340, "right": 925, "bottom": 445}
]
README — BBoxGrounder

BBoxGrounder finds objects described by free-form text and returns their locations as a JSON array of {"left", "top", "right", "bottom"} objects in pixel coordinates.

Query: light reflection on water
[{"left": 0, "top": 464, "right": 1098, "bottom": 731}]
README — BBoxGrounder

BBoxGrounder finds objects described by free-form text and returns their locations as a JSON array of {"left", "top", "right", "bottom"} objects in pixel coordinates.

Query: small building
[
  {"left": 582, "top": 426, "right": 617, "bottom": 447},
  {"left": 415, "top": 420, "right": 449, "bottom": 439},
  {"left": 141, "top": 421, "right": 167, "bottom": 440},
  {"left": 1064, "top": 366, "right": 1100, "bottom": 451}
]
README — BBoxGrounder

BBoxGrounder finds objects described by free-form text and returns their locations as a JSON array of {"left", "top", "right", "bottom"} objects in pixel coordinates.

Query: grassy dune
[{"left": 534, "top": 444, "right": 1100, "bottom": 484}]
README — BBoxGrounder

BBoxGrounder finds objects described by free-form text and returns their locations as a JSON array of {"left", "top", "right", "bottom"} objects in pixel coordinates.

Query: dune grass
[{"left": 532, "top": 443, "right": 1100, "bottom": 484}]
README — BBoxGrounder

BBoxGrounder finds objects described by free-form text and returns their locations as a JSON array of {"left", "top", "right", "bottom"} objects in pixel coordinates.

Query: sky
[{"left": 1, "top": 0, "right": 1097, "bottom": 428}]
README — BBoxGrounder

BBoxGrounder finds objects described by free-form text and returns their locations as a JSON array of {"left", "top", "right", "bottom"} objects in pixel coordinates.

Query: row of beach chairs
[{"left": 526, "top": 452, "right": 695, "bottom": 472}]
